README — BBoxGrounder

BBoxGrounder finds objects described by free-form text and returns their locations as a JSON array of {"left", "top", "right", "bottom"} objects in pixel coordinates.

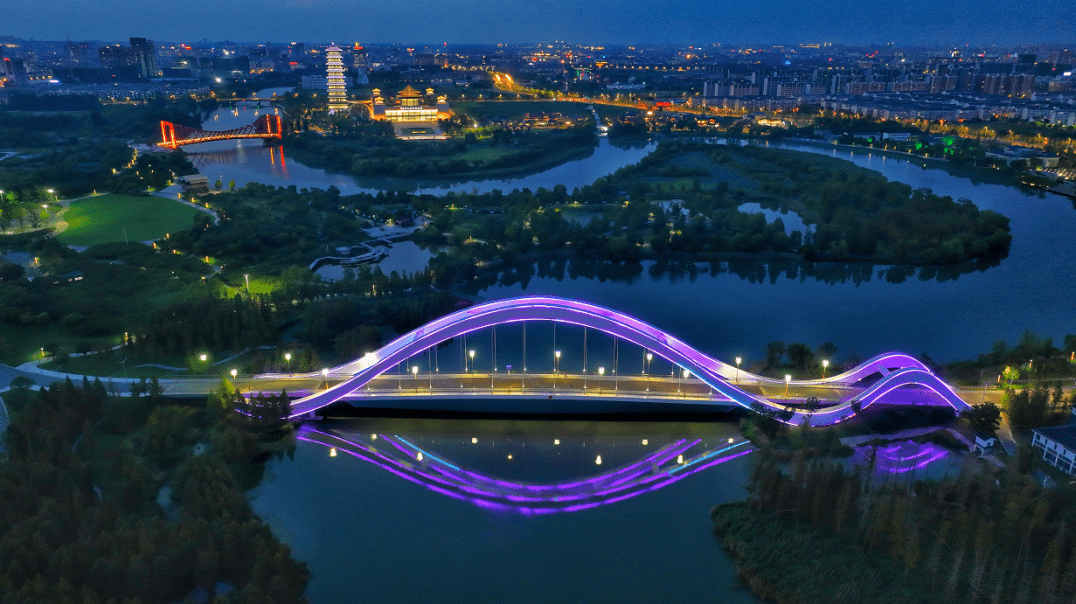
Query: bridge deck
[{"left": 152, "top": 372, "right": 952, "bottom": 417}]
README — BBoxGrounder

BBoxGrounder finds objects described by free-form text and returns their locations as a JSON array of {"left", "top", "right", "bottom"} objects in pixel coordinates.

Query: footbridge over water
[
  {"left": 234, "top": 296, "right": 968, "bottom": 426},
  {"left": 158, "top": 114, "right": 283, "bottom": 148}
]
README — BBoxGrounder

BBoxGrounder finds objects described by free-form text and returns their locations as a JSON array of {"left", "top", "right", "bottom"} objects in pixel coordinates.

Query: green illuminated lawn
[{"left": 57, "top": 194, "right": 204, "bottom": 247}]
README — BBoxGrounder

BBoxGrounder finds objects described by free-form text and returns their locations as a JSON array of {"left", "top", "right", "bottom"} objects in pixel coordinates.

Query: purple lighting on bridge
[{"left": 279, "top": 296, "right": 970, "bottom": 425}]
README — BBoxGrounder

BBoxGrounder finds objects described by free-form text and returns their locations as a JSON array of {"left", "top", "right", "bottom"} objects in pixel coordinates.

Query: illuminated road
[
  {"left": 197, "top": 372, "right": 857, "bottom": 401},
  {"left": 159, "top": 371, "right": 1006, "bottom": 410}
]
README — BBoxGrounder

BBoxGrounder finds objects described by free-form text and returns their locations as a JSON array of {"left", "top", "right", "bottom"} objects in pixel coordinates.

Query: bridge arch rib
[{"left": 284, "top": 296, "right": 968, "bottom": 424}]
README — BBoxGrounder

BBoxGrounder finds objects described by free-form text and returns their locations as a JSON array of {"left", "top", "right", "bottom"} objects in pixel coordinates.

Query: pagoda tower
[{"left": 325, "top": 43, "right": 348, "bottom": 114}]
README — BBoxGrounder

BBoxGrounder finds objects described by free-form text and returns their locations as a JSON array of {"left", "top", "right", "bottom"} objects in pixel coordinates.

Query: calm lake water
[
  {"left": 206, "top": 93, "right": 1070, "bottom": 601},
  {"left": 250, "top": 417, "right": 763, "bottom": 604}
]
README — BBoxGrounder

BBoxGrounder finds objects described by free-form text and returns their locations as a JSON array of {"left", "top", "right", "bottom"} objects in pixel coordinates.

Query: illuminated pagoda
[{"left": 325, "top": 43, "right": 348, "bottom": 114}]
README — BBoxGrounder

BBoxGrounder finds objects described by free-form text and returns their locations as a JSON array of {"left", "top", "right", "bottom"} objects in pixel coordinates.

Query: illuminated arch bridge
[
  {"left": 269, "top": 296, "right": 968, "bottom": 425},
  {"left": 157, "top": 114, "right": 283, "bottom": 149}
]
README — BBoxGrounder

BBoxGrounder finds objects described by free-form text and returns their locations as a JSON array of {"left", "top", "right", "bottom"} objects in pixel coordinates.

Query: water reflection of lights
[
  {"left": 299, "top": 425, "right": 752, "bottom": 514},
  {"left": 872, "top": 442, "right": 949, "bottom": 474}
]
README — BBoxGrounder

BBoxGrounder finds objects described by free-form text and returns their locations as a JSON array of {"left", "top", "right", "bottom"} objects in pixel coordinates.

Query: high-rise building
[
  {"left": 352, "top": 43, "right": 368, "bottom": 70},
  {"left": 325, "top": 43, "right": 348, "bottom": 114},
  {"left": 129, "top": 37, "right": 158, "bottom": 79}
]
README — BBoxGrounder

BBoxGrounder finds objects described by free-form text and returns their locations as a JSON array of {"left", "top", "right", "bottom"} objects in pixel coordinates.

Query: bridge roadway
[{"left": 157, "top": 371, "right": 964, "bottom": 407}]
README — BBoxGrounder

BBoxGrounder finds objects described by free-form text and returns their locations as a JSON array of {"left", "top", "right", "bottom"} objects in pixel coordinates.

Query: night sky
[{"left": 9, "top": 0, "right": 1075, "bottom": 45}]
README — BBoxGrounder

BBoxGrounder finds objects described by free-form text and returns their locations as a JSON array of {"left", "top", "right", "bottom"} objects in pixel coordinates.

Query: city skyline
[{"left": 6, "top": 0, "right": 1076, "bottom": 46}]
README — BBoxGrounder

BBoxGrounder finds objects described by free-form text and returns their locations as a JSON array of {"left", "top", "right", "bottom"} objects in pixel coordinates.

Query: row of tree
[
  {"left": 1002, "top": 386, "right": 1076, "bottom": 431},
  {"left": 0, "top": 379, "right": 309, "bottom": 603},
  {"left": 730, "top": 443, "right": 1076, "bottom": 604},
  {"left": 126, "top": 295, "right": 278, "bottom": 361}
]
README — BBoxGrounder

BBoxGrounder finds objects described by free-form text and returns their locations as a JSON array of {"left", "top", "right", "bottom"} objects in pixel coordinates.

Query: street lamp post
[
  {"left": 412, "top": 365, "right": 419, "bottom": 392},
  {"left": 322, "top": 368, "right": 329, "bottom": 390},
  {"left": 244, "top": 274, "right": 250, "bottom": 295},
  {"left": 681, "top": 369, "right": 690, "bottom": 397},
  {"left": 784, "top": 374, "right": 792, "bottom": 397},
  {"left": 645, "top": 352, "right": 653, "bottom": 393},
  {"left": 822, "top": 359, "right": 829, "bottom": 379},
  {"left": 199, "top": 353, "right": 207, "bottom": 376},
  {"left": 469, "top": 349, "right": 475, "bottom": 373},
  {"left": 284, "top": 352, "right": 291, "bottom": 373},
  {"left": 735, "top": 356, "right": 742, "bottom": 385},
  {"left": 230, "top": 368, "right": 238, "bottom": 390},
  {"left": 554, "top": 350, "right": 561, "bottom": 390},
  {"left": 598, "top": 366, "right": 605, "bottom": 394}
]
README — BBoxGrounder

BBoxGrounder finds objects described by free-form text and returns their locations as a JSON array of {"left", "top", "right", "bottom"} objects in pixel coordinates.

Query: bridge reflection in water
[{"left": 297, "top": 423, "right": 752, "bottom": 514}]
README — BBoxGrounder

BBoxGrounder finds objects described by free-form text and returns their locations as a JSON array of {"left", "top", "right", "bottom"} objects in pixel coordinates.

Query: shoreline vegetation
[
  {"left": 712, "top": 439, "right": 1076, "bottom": 604},
  {"left": 418, "top": 140, "right": 1012, "bottom": 290},
  {"left": 278, "top": 90, "right": 601, "bottom": 182},
  {"left": 283, "top": 128, "right": 599, "bottom": 182},
  {"left": 0, "top": 378, "right": 309, "bottom": 603}
]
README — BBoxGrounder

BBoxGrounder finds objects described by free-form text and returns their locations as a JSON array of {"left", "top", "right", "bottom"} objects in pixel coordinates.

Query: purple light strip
[
  {"left": 285, "top": 296, "right": 968, "bottom": 426},
  {"left": 298, "top": 428, "right": 753, "bottom": 513},
  {"left": 307, "top": 427, "right": 699, "bottom": 502}
]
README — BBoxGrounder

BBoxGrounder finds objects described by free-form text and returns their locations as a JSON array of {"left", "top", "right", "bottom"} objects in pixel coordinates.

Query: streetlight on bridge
[
  {"left": 469, "top": 349, "right": 475, "bottom": 373},
  {"left": 598, "top": 366, "right": 605, "bottom": 394},
  {"left": 554, "top": 350, "right": 561, "bottom": 390},
  {"left": 646, "top": 352, "right": 653, "bottom": 392},
  {"left": 735, "top": 357, "right": 742, "bottom": 384},
  {"left": 322, "top": 368, "right": 329, "bottom": 390},
  {"left": 680, "top": 369, "right": 690, "bottom": 396},
  {"left": 412, "top": 365, "right": 419, "bottom": 392}
]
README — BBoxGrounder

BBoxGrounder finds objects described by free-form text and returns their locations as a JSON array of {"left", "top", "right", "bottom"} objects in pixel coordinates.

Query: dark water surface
[{"left": 250, "top": 418, "right": 762, "bottom": 603}]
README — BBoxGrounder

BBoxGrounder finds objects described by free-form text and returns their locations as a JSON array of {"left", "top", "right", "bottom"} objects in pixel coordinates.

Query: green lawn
[{"left": 58, "top": 194, "right": 204, "bottom": 247}]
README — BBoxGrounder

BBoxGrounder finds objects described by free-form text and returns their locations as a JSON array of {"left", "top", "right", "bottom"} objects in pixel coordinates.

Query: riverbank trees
[
  {"left": 0, "top": 379, "right": 309, "bottom": 603},
  {"left": 283, "top": 124, "right": 598, "bottom": 180},
  {"left": 713, "top": 444, "right": 1076, "bottom": 604}
]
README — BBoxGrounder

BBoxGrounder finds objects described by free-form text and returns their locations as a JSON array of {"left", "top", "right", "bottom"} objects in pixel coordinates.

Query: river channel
[{"left": 194, "top": 92, "right": 1074, "bottom": 601}]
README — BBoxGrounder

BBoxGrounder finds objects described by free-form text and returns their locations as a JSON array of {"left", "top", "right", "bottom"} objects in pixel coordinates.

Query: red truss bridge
[{"left": 157, "top": 114, "right": 283, "bottom": 148}]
